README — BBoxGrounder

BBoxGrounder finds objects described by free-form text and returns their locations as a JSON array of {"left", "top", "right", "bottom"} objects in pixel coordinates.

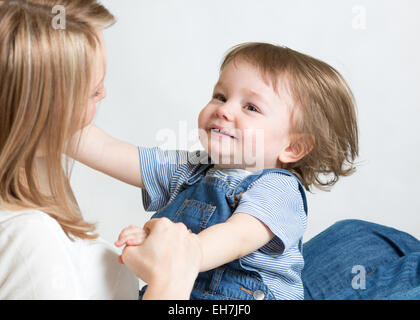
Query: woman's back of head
[{"left": 0, "top": 0, "right": 115, "bottom": 240}]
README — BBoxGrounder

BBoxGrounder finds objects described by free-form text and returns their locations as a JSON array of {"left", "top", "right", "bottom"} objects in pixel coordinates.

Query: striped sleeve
[
  {"left": 138, "top": 147, "right": 204, "bottom": 212},
  {"left": 234, "top": 172, "right": 307, "bottom": 255}
]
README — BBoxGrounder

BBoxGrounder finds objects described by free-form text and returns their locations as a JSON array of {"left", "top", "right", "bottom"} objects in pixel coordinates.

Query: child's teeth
[{"left": 211, "top": 128, "right": 234, "bottom": 138}]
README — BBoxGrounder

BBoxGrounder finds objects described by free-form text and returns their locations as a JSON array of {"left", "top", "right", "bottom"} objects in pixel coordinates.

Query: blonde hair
[
  {"left": 221, "top": 43, "right": 359, "bottom": 191},
  {"left": 0, "top": 0, "right": 115, "bottom": 240}
]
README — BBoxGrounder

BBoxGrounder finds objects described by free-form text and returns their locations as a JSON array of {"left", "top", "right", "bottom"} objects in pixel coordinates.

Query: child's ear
[{"left": 278, "top": 134, "right": 314, "bottom": 164}]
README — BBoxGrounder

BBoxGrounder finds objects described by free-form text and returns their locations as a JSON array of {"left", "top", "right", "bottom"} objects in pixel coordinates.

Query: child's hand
[{"left": 115, "top": 225, "right": 148, "bottom": 264}]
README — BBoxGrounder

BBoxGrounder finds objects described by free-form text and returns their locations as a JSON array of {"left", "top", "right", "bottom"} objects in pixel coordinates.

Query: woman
[{"left": 0, "top": 0, "right": 200, "bottom": 299}]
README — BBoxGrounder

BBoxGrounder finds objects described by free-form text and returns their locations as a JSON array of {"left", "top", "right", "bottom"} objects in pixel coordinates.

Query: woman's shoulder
[
  {"left": 0, "top": 209, "right": 85, "bottom": 299},
  {"left": 0, "top": 208, "right": 58, "bottom": 224},
  {"left": 0, "top": 208, "right": 63, "bottom": 238},
  {"left": 0, "top": 209, "right": 75, "bottom": 265},
  {"left": 0, "top": 208, "right": 138, "bottom": 299},
  {"left": 0, "top": 208, "right": 106, "bottom": 260},
  {"left": 0, "top": 208, "right": 83, "bottom": 266}
]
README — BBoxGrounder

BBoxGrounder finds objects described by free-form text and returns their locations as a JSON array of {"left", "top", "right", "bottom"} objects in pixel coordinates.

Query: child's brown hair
[{"left": 221, "top": 42, "right": 359, "bottom": 191}]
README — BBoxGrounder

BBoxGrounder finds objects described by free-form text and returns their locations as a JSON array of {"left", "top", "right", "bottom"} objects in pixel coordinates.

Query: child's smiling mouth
[{"left": 210, "top": 127, "right": 237, "bottom": 139}]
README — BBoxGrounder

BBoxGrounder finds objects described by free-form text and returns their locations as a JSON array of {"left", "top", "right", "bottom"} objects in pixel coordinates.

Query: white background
[{"left": 71, "top": 0, "right": 420, "bottom": 249}]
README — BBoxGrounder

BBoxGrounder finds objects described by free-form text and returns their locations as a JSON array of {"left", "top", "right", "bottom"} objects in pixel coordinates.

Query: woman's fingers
[
  {"left": 143, "top": 218, "right": 188, "bottom": 238},
  {"left": 143, "top": 217, "right": 171, "bottom": 235},
  {"left": 116, "top": 219, "right": 189, "bottom": 248},
  {"left": 126, "top": 233, "right": 146, "bottom": 246}
]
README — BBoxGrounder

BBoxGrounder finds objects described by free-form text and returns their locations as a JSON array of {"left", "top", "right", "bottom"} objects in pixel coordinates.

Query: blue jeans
[{"left": 302, "top": 219, "right": 420, "bottom": 299}]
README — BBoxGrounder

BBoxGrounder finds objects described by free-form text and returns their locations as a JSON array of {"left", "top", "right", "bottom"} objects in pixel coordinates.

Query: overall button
[{"left": 253, "top": 290, "right": 265, "bottom": 300}]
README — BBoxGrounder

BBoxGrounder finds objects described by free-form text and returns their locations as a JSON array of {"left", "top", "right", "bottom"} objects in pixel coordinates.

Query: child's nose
[{"left": 215, "top": 103, "right": 234, "bottom": 122}]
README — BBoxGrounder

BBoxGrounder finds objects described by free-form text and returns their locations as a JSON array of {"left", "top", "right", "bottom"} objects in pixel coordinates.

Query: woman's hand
[
  {"left": 119, "top": 218, "right": 202, "bottom": 300},
  {"left": 115, "top": 224, "right": 147, "bottom": 264}
]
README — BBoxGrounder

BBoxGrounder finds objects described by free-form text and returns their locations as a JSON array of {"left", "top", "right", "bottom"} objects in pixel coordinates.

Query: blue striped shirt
[{"left": 138, "top": 146, "right": 307, "bottom": 299}]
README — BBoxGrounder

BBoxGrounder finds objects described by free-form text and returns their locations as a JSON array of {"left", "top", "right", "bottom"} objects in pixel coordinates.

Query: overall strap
[{"left": 184, "top": 163, "right": 214, "bottom": 186}]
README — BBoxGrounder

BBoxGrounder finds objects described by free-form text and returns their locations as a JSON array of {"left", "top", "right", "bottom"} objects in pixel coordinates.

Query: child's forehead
[{"left": 217, "top": 59, "right": 292, "bottom": 98}]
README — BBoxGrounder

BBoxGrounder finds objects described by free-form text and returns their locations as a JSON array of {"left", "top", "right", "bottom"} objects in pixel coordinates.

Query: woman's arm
[
  {"left": 197, "top": 213, "right": 275, "bottom": 272},
  {"left": 68, "top": 124, "right": 145, "bottom": 188}
]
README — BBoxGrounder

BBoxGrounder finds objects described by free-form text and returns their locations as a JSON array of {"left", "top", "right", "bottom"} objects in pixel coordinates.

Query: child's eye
[
  {"left": 213, "top": 93, "right": 226, "bottom": 103},
  {"left": 244, "top": 104, "right": 260, "bottom": 113}
]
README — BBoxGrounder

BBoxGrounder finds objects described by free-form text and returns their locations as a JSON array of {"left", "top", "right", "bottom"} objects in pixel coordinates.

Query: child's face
[{"left": 198, "top": 60, "right": 295, "bottom": 171}]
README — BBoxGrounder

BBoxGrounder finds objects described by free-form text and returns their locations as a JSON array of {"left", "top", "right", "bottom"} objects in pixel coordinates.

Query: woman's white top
[{"left": 0, "top": 209, "right": 139, "bottom": 300}]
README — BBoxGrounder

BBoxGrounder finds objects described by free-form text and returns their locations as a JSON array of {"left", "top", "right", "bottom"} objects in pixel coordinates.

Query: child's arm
[
  {"left": 116, "top": 214, "right": 274, "bottom": 272},
  {"left": 196, "top": 213, "right": 275, "bottom": 272},
  {"left": 69, "top": 124, "right": 145, "bottom": 188}
]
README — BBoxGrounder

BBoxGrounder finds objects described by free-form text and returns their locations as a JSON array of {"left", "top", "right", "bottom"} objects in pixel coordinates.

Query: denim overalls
[{"left": 138, "top": 163, "right": 308, "bottom": 300}]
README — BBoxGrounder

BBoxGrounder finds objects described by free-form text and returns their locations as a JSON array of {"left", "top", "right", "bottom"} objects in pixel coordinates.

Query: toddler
[{"left": 75, "top": 42, "right": 359, "bottom": 300}]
